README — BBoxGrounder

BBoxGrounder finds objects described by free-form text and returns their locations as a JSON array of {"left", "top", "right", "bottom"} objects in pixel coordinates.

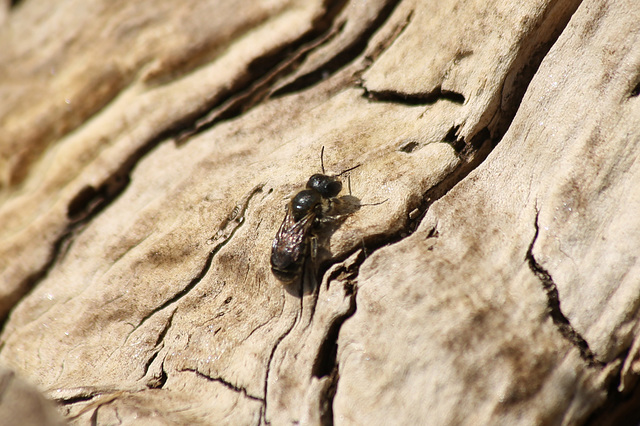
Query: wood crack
[
  {"left": 117, "top": 184, "right": 263, "bottom": 390},
  {"left": 263, "top": 309, "right": 299, "bottom": 425},
  {"left": 362, "top": 86, "right": 466, "bottom": 105},
  {"left": 526, "top": 210, "right": 603, "bottom": 368},
  {"left": 308, "top": 251, "right": 363, "bottom": 425},
  {"left": 180, "top": 368, "right": 264, "bottom": 402},
  {"left": 272, "top": 0, "right": 404, "bottom": 97},
  {"left": 175, "top": 0, "right": 353, "bottom": 144}
]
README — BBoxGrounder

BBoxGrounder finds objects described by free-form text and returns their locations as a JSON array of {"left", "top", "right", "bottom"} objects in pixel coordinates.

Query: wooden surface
[{"left": 1, "top": 0, "right": 639, "bottom": 424}]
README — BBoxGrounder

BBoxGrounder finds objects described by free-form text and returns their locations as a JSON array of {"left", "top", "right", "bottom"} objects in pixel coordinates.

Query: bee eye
[
  {"left": 291, "top": 190, "right": 321, "bottom": 220},
  {"left": 306, "top": 174, "right": 342, "bottom": 198},
  {"left": 323, "top": 180, "right": 342, "bottom": 197}
]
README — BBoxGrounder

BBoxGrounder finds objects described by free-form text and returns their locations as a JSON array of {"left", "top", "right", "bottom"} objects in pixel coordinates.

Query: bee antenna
[
  {"left": 336, "top": 164, "right": 361, "bottom": 177},
  {"left": 320, "top": 146, "right": 325, "bottom": 174}
]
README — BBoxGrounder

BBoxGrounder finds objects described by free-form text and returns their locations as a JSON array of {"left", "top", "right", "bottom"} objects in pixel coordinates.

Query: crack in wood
[
  {"left": 362, "top": 86, "right": 466, "bottom": 105},
  {"left": 0, "top": 226, "right": 73, "bottom": 332},
  {"left": 298, "top": 148, "right": 492, "bottom": 418},
  {"left": 127, "top": 184, "right": 263, "bottom": 343},
  {"left": 526, "top": 210, "right": 604, "bottom": 368},
  {"left": 358, "top": 8, "right": 414, "bottom": 75},
  {"left": 585, "top": 345, "right": 640, "bottom": 425},
  {"left": 180, "top": 368, "right": 264, "bottom": 402},
  {"left": 272, "top": 0, "right": 404, "bottom": 97},
  {"left": 62, "top": 389, "right": 142, "bottom": 422},
  {"left": 630, "top": 80, "right": 640, "bottom": 98},
  {"left": 174, "top": 0, "right": 405, "bottom": 144},
  {"left": 262, "top": 309, "right": 300, "bottom": 425},
  {"left": 307, "top": 252, "right": 362, "bottom": 425},
  {"left": 0, "top": 123, "right": 188, "bottom": 332},
  {"left": 175, "top": 28, "right": 341, "bottom": 144},
  {"left": 99, "top": 184, "right": 265, "bottom": 395},
  {"left": 175, "top": 0, "right": 353, "bottom": 144},
  {"left": 312, "top": 284, "right": 356, "bottom": 381}
]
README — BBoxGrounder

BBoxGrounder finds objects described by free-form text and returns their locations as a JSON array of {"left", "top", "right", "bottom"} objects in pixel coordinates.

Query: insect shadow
[{"left": 271, "top": 148, "right": 371, "bottom": 296}]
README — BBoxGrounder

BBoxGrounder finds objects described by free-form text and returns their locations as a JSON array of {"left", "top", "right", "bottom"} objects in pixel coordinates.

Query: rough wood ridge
[{"left": 0, "top": 0, "right": 639, "bottom": 424}]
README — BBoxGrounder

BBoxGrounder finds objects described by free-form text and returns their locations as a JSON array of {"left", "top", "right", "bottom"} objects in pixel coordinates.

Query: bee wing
[{"left": 270, "top": 206, "right": 315, "bottom": 273}]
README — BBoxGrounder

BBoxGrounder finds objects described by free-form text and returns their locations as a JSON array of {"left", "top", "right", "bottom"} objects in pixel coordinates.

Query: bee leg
[
  {"left": 317, "top": 198, "right": 342, "bottom": 223},
  {"left": 310, "top": 234, "right": 318, "bottom": 261},
  {"left": 317, "top": 213, "right": 349, "bottom": 223},
  {"left": 301, "top": 235, "right": 320, "bottom": 296}
]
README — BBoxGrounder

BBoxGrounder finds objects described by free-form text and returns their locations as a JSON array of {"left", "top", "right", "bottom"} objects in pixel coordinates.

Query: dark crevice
[
  {"left": 64, "top": 124, "right": 180, "bottom": 225},
  {"left": 141, "top": 313, "right": 174, "bottom": 388},
  {"left": 10, "top": 0, "right": 23, "bottom": 8},
  {"left": 466, "top": 126, "right": 491, "bottom": 152},
  {"left": 0, "top": 123, "right": 187, "bottom": 337},
  {"left": 319, "top": 371, "right": 339, "bottom": 426},
  {"left": 262, "top": 312, "right": 299, "bottom": 425},
  {"left": 154, "top": 309, "right": 176, "bottom": 347},
  {"left": 488, "top": 0, "right": 582, "bottom": 140},
  {"left": 271, "top": 0, "right": 403, "bottom": 97},
  {"left": 181, "top": 368, "right": 264, "bottom": 402},
  {"left": 0, "top": 225, "right": 73, "bottom": 335},
  {"left": 312, "top": 283, "right": 357, "bottom": 378},
  {"left": 586, "top": 350, "right": 640, "bottom": 426},
  {"left": 174, "top": 0, "right": 351, "bottom": 144},
  {"left": 397, "top": 129, "right": 494, "bottom": 242},
  {"left": 142, "top": 351, "right": 161, "bottom": 385},
  {"left": 363, "top": 86, "right": 465, "bottom": 105},
  {"left": 442, "top": 125, "right": 460, "bottom": 143},
  {"left": 129, "top": 256, "right": 209, "bottom": 333},
  {"left": 359, "top": 9, "right": 414, "bottom": 74},
  {"left": 398, "top": 140, "right": 419, "bottom": 153},
  {"left": 67, "top": 185, "right": 107, "bottom": 221},
  {"left": 61, "top": 389, "right": 133, "bottom": 423},
  {"left": 157, "top": 361, "right": 168, "bottom": 389},
  {"left": 630, "top": 80, "right": 640, "bottom": 98},
  {"left": 425, "top": 227, "right": 439, "bottom": 240},
  {"left": 128, "top": 185, "right": 262, "bottom": 338},
  {"left": 309, "top": 253, "right": 362, "bottom": 425},
  {"left": 403, "top": 127, "right": 491, "bottom": 235},
  {"left": 443, "top": 125, "right": 465, "bottom": 154},
  {"left": 526, "top": 210, "right": 603, "bottom": 368},
  {"left": 90, "top": 407, "right": 99, "bottom": 426},
  {"left": 56, "top": 392, "right": 99, "bottom": 406}
]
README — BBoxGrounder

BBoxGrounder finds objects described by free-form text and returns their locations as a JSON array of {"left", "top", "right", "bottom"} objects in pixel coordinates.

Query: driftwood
[{"left": 1, "top": 0, "right": 639, "bottom": 424}]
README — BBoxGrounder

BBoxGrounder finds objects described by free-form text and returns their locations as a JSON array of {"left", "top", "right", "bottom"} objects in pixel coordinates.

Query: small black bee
[{"left": 271, "top": 148, "right": 357, "bottom": 282}]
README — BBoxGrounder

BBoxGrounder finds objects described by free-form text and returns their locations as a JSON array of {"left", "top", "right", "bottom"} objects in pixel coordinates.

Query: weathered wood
[
  {"left": 0, "top": 367, "right": 65, "bottom": 426},
  {"left": 0, "top": 0, "right": 638, "bottom": 424}
]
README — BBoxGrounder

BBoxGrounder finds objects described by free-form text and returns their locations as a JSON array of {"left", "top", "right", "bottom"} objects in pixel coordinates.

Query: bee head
[{"left": 306, "top": 174, "right": 342, "bottom": 198}]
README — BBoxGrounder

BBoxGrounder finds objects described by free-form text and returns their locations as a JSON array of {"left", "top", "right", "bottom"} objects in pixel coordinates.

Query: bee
[{"left": 271, "top": 148, "right": 358, "bottom": 283}]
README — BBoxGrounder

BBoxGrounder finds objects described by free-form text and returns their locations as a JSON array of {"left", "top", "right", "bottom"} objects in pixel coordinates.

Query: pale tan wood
[{"left": 0, "top": 0, "right": 638, "bottom": 424}]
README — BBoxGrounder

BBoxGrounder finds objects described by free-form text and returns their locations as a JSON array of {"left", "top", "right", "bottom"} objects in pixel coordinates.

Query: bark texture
[{"left": 1, "top": 0, "right": 639, "bottom": 424}]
